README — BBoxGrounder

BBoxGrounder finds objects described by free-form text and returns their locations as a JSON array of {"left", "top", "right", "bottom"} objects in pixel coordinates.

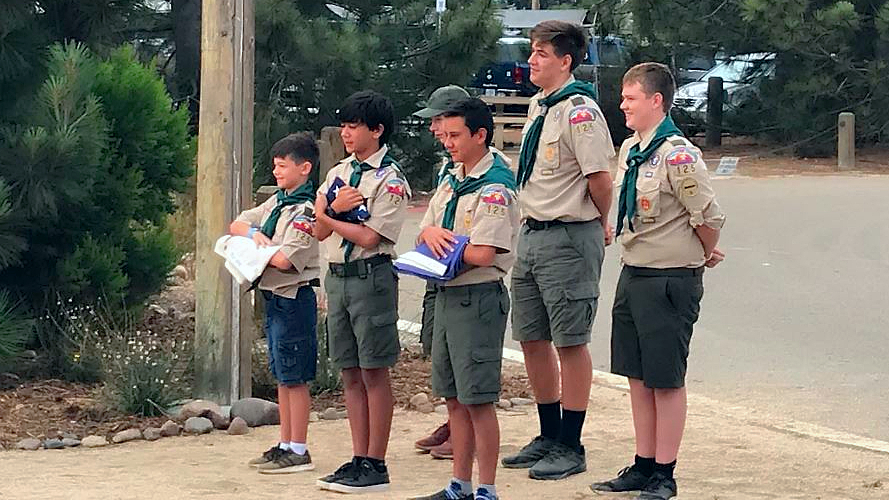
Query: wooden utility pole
[
  {"left": 532, "top": 0, "right": 540, "bottom": 9},
  {"left": 195, "top": 0, "right": 255, "bottom": 403},
  {"left": 837, "top": 112, "right": 855, "bottom": 171},
  {"left": 706, "top": 76, "right": 723, "bottom": 147}
]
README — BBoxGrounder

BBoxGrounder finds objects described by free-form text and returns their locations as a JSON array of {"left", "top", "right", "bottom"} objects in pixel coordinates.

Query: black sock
[
  {"left": 537, "top": 401, "right": 561, "bottom": 440},
  {"left": 634, "top": 455, "right": 655, "bottom": 476},
  {"left": 654, "top": 460, "right": 676, "bottom": 479},
  {"left": 557, "top": 408, "right": 586, "bottom": 451},
  {"left": 364, "top": 457, "right": 386, "bottom": 472}
]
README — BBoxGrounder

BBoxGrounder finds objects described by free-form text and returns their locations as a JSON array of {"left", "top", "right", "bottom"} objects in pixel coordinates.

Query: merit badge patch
[
  {"left": 480, "top": 185, "right": 510, "bottom": 218},
  {"left": 568, "top": 106, "right": 595, "bottom": 125},
  {"left": 644, "top": 171, "right": 654, "bottom": 178},
  {"left": 385, "top": 178, "right": 406, "bottom": 205},
  {"left": 544, "top": 145, "right": 556, "bottom": 162},
  {"left": 666, "top": 147, "right": 697, "bottom": 166},
  {"left": 680, "top": 177, "right": 699, "bottom": 198},
  {"left": 374, "top": 167, "right": 389, "bottom": 179}
]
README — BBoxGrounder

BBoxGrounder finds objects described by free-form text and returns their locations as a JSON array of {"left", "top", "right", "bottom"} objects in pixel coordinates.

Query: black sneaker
[
  {"left": 528, "top": 442, "right": 587, "bottom": 480},
  {"left": 408, "top": 480, "right": 473, "bottom": 500},
  {"left": 326, "top": 458, "right": 390, "bottom": 493},
  {"left": 317, "top": 457, "right": 359, "bottom": 490},
  {"left": 590, "top": 465, "right": 651, "bottom": 494},
  {"left": 638, "top": 471, "right": 677, "bottom": 500},
  {"left": 247, "top": 445, "right": 285, "bottom": 467},
  {"left": 500, "top": 435, "right": 558, "bottom": 469}
]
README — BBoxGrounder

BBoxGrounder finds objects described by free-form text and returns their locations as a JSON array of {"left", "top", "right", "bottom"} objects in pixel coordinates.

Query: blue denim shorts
[{"left": 262, "top": 287, "right": 317, "bottom": 385}]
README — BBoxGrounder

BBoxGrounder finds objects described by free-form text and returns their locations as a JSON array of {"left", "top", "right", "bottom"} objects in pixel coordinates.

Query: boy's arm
[
  {"left": 463, "top": 244, "right": 497, "bottom": 267},
  {"left": 315, "top": 208, "right": 382, "bottom": 249},
  {"left": 464, "top": 184, "right": 519, "bottom": 268},
  {"left": 313, "top": 194, "right": 335, "bottom": 241}
]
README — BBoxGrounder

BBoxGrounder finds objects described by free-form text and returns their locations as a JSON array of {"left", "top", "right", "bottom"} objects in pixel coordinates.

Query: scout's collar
[
  {"left": 633, "top": 114, "right": 669, "bottom": 151},
  {"left": 345, "top": 144, "right": 389, "bottom": 169},
  {"left": 453, "top": 150, "right": 497, "bottom": 180}
]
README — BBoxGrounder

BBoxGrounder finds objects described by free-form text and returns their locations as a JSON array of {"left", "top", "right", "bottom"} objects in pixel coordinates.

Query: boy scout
[
  {"left": 412, "top": 84, "right": 472, "bottom": 460},
  {"left": 314, "top": 90, "right": 410, "bottom": 494},
  {"left": 230, "top": 132, "right": 320, "bottom": 474},
  {"left": 589, "top": 63, "right": 725, "bottom": 500},
  {"left": 411, "top": 98, "right": 519, "bottom": 500},
  {"left": 502, "top": 20, "right": 614, "bottom": 480}
]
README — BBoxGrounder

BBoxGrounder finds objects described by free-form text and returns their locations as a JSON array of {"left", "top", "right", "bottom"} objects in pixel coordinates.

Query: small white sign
[
  {"left": 715, "top": 156, "right": 739, "bottom": 175},
  {"left": 436, "top": 0, "right": 446, "bottom": 13}
]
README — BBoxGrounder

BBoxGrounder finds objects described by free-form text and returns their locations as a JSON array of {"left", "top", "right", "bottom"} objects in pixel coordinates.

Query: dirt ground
[{"left": 3, "top": 382, "right": 888, "bottom": 499}]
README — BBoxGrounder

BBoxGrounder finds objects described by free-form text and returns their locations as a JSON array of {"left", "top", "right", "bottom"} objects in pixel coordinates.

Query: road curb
[{"left": 397, "top": 319, "right": 889, "bottom": 456}]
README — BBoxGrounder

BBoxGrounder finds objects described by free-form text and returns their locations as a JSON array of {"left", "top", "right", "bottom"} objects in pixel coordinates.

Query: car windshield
[
  {"left": 498, "top": 40, "right": 531, "bottom": 63},
  {"left": 702, "top": 58, "right": 772, "bottom": 83}
]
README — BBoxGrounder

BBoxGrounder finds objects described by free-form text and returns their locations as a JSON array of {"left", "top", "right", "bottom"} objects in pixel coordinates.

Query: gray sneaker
[
  {"left": 528, "top": 443, "right": 586, "bottom": 480},
  {"left": 501, "top": 435, "right": 558, "bottom": 469},
  {"left": 257, "top": 450, "right": 315, "bottom": 474},
  {"left": 247, "top": 445, "right": 285, "bottom": 467}
]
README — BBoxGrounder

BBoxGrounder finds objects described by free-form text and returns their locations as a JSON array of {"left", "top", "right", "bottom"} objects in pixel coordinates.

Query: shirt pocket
[
  {"left": 636, "top": 181, "right": 662, "bottom": 221},
  {"left": 538, "top": 126, "right": 561, "bottom": 173}
]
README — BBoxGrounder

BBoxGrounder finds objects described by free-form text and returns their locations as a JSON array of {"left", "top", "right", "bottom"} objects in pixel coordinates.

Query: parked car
[
  {"left": 468, "top": 37, "right": 535, "bottom": 97},
  {"left": 673, "top": 53, "right": 775, "bottom": 133},
  {"left": 574, "top": 35, "right": 632, "bottom": 145}
]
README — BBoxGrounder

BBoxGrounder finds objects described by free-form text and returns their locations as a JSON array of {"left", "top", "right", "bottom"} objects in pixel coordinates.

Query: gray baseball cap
[{"left": 413, "top": 85, "right": 470, "bottom": 118}]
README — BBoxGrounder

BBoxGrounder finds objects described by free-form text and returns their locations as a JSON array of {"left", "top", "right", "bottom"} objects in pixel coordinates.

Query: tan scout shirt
[
  {"left": 616, "top": 120, "right": 726, "bottom": 268},
  {"left": 419, "top": 151, "right": 520, "bottom": 287},
  {"left": 520, "top": 76, "right": 614, "bottom": 222},
  {"left": 235, "top": 195, "right": 320, "bottom": 298},
  {"left": 318, "top": 145, "right": 411, "bottom": 264}
]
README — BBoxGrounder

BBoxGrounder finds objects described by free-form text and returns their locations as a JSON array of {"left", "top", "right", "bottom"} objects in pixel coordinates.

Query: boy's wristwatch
[{"left": 325, "top": 206, "right": 339, "bottom": 218}]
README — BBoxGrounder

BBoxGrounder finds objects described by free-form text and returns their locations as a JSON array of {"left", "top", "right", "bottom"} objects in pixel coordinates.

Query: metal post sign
[{"left": 436, "top": 0, "right": 446, "bottom": 13}]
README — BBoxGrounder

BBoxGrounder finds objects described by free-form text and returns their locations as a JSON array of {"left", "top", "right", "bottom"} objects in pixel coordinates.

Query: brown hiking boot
[
  {"left": 429, "top": 439, "right": 453, "bottom": 460},
  {"left": 415, "top": 421, "right": 450, "bottom": 452}
]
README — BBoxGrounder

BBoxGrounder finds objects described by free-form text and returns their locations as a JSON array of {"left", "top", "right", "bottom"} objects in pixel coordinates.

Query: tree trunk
[{"left": 172, "top": 0, "right": 202, "bottom": 131}]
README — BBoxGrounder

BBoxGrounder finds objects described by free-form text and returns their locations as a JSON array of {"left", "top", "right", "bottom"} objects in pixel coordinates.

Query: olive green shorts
[
  {"left": 432, "top": 280, "right": 508, "bottom": 405},
  {"left": 511, "top": 220, "right": 604, "bottom": 347},
  {"left": 324, "top": 260, "right": 400, "bottom": 371}
]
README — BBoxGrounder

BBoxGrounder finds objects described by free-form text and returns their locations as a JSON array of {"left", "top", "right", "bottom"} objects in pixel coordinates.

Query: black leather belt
[
  {"left": 625, "top": 265, "right": 704, "bottom": 277},
  {"left": 328, "top": 254, "right": 391, "bottom": 278},
  {"left": 524, "top": 218, "right": 591, "bottom": 231}
]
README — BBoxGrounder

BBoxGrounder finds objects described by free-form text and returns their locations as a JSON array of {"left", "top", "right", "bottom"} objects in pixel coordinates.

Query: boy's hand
[
  {"left": 419, "top": 226, "right": 458, "bottom": 259},
  {"left": 705, "top": 247, "right": 725, "bottom": 268},
  {"left": 331, "top": 186, "right": 364, "bottom": 213},
  {"left": 253, "top": 231, "right": 273, "bottom": 247}
]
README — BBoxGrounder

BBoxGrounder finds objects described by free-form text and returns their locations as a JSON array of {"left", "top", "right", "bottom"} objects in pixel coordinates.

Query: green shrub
[{"left": 0, "top": 291, "right": 33, "bottom": 364}]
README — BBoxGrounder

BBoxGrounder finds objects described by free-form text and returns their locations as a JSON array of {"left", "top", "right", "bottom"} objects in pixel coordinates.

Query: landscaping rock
[
  {"left": 227, "top": 417, "right": 249, "bottom": 435},
  {"left": 43, "top": 438, "right": 64, "bottom": 449},
  {"left": 178, "top": 399, "right": 224, "bottom": 422},
  {"left": 81, "top": 436, "right": 109, "bottom": 448},
  {"left": 142, "top": 427, "right": 163, "bottom": 441},
  {"left": 409, "top": 393, "right": 429, "bottom": 409},
  {"left": 16, "top": 438, "right": 41, "bottom": 450},
  {"left": 510, "top": 397, "right": 534, "bottom": 406},
  {"left": 160, "top": 420, "right": 181, "bottom": 437},
  {"left": 496, "top": 399, "right": 512, "bottom": 409},
  {"left": 230, "top": 397, "right": 279, "bottom": 427},
  {"left": 184, "top": 416, "right": 213, "bottom": 434},
  {"left": 434, "top": 404, "right": 448, "bottom": 415},
  {"left": 112, "top": 428, "right": 143, "bottom": 444}
]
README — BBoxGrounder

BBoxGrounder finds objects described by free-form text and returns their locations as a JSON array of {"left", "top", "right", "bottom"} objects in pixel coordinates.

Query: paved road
[{"left": 394, "top": 174, "right": 889, "bottom": 442}]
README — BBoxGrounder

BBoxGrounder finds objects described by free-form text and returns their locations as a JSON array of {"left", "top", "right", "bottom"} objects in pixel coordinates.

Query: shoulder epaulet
[
  {"left": 570, "top": 96, "right": 586, "bottom": 106},
  {"left": 668, "top": 137, "right": 689, "bottom": 147}
]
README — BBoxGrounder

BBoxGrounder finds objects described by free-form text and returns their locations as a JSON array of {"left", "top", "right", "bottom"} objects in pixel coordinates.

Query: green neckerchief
[
  {"left": 342, "top": 152, "right": 399, "bottom": 261},
  {"left": 440, "top": 152, "right": 516, "bottom": 230},
  {"left": 516, "top": 80, "right": 598, "bottom": 189},
  {"left": 616, "top": 115, "right": 683, "bottom": 236},
  {"left": 260, "top": 181, "right": 316, "bottom": 238}
]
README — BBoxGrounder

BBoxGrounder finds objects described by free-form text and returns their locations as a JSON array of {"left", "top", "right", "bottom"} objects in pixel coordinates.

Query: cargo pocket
[
  {"left": 470, "top": 347, "right": 502, "bottom": 398},
  {"left": 561, "top": 281, "right": 598, "bottom": 336},
  {"left": 370, "top": 310, "right": 399, "bottom": 357},
  {"left": 636, "top": 181, "right": 662, "bottom": 221}
]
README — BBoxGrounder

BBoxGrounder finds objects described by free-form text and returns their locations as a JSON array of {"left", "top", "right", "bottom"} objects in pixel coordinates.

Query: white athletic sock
[
  {"left": 278, "top": 442, "right": 290, "bottom": 451},
  {"left": 289, "top": 442, "right": 307, "bottom": 455}
]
